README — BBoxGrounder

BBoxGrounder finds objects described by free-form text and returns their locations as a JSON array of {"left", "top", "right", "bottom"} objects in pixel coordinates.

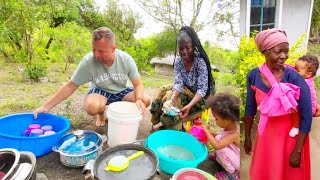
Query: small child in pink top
[
  {"left": 202, "top": 93, "right": 240, "bottom": 179},
  {"left": 289, "top": 55, "right": 320, "bottom": 137}
]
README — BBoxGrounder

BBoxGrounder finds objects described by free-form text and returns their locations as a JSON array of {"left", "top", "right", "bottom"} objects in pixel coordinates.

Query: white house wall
[
  {"left": 239, "top": 0, "right": 314, "bottom": 49},
  {"left": 281, "top": 0, "right": 313, "bottom": 48},
  {"left": 240, "top": 0, "right": 247, "bottom": 36}
]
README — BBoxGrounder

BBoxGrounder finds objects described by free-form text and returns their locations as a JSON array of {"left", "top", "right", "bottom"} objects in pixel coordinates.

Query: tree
[
  {"left": 152, "top": 27, "right": 176, "bottom": 57},
  {"left": 310, "top": 0, "right": 320, "bottom": 38},
  {"left": 0, "top": 0, "right": 93, "bottom": 62},
  {"left": 39, "top": 0, "right": 91, "bottom": 56},
  {"left": 103, "top": 0, "right": 143, "bottom": 48},
  {"left": 133, "top": 0, "right": 239, "bottom": 37},
  {"left": 123, "top": 28, "right": 175, "bottom": 71},
  {"left": 0, "top": 0, "right": 147, "bottom": 80}
]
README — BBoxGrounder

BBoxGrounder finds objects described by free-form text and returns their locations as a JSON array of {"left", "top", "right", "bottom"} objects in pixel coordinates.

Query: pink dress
[
  {"left": 214, "top": 130, "right": 240, "bottom": 175},
  {"left": 249, "top": 64, "right": 311, "bottom": 180},
  {"left": 305, "top": 77, "right": 316, "bottom": 115}
]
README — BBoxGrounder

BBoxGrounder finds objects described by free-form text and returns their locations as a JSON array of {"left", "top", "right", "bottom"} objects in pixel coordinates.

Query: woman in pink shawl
[{"left": 244, "top": 29, "right": 312, "bottom": 180}]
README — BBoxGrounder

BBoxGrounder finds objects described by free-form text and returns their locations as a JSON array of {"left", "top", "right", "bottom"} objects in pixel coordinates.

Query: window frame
[{"left": 246, "top": 0, "right": 283, "bottom": 36}]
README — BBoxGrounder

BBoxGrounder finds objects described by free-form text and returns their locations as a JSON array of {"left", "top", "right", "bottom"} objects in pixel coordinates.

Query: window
[{"left": 250, "top": 0, "right": 276, "bottom": 35}]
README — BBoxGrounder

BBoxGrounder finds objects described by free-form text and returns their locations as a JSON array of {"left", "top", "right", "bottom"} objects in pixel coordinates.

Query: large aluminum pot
[
  {"left": 83, "top": 141, "right": 159, "bottom": 180},
  {"left": 0, "top": 148, "right": 36, "bottom": 180},
  {"left": 53, "top": 130, "right": 107, "bottom": 167}
]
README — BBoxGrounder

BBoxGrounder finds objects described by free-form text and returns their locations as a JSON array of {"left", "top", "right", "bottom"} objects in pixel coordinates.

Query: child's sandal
[{"left": 208, "top": 152, "right": 216, "bottom": 161}]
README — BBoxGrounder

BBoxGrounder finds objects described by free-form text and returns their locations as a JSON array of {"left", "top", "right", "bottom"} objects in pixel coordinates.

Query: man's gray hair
[{"left": 92, "top": 27, "right": 115, "bottom": 44}]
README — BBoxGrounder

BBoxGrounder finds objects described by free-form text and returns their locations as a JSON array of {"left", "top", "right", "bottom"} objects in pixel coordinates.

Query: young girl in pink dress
[{"left": 202, "top": 93, "right": 240, "bottom": 179}]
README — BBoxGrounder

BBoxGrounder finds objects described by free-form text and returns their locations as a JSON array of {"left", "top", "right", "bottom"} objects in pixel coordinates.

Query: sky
[{"left": 94, "top": 0, "right": 239, "bottom": 49}]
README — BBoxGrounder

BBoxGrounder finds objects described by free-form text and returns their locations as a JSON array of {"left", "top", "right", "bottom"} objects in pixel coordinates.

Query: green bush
[
  {"left": 315, "top": 76, "right": 320, "bottom": 89},
  {"left": 48, "top": 22, "right": 91, "bottom": 67},
  {"left": 204, "top": 42, "right": 240, "bottom": 93},
  {"left": 204, "top": 42, "right": 240, "bottom": 74},
  {"left": 307, "top": 43, "right": 320, "bottom": 56},
  {"left": 124, "top": 40, "right": 155, "bottom": 73},
  {"left": 25, "top": 60, "right": 47, "bottom": 80},
  {"left": 124, "top": 28, "right": 176, "bottom": 73}
]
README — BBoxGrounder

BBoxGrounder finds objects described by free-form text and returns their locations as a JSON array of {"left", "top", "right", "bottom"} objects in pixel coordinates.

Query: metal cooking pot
[
  {"left": 83, "top": 142, "right": 159, "bottom": 180},
  {"left": 53, "top": 130, "right": 107, "bottom": 167},
  {"left": 0, "top": 148, "right": 36, "bottom": 180}
]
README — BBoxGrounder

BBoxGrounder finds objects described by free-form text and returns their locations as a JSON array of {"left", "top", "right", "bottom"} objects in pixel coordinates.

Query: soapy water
[
  {"left": 157, "top": 145, "right": 196, "bottom": 161},
  {"left": 59, "top": 138, "right": 97, "bottom": 154}
]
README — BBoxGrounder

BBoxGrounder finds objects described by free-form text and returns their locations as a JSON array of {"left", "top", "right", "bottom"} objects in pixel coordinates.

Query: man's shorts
[{"left": 88, "top": 87, "right": 134, "bottom": 104}]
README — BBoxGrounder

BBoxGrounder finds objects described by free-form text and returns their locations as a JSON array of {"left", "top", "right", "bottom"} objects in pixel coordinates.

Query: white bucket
[{"left": 106, "top": 101, "right": 142, "bottom": 147}]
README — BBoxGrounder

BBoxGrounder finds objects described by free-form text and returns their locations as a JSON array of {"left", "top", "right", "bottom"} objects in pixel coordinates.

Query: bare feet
[{"left": 96, "top": 114, "right": 106, "bottom": 127}]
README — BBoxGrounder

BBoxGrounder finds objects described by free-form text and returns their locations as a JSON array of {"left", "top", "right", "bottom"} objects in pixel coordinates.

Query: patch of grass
[
  {"left": 315, "top": 76, "right": 320, "bottom": 89},
  {"left": 141, "top": 74, "right": 173, "bottom": 88},
  {"left": 212, "top": 72, "right": 239, "bottom": 95},
  {"left": 0, "top": 98, "right": 39, "bottom": 116},
  {"left": 0, "top": 62, "right": 79, "bottom": 116}
]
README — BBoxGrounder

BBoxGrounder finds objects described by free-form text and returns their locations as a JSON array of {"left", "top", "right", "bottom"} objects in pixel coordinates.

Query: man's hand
[
  {"left": 135, "top": 99, "right": 147, "bottom": 116},
  {"left": 33, "top": 106, "right": 50, "bottom": 119}
]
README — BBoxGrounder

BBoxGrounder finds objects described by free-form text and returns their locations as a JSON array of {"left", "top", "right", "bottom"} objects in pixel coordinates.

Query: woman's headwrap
[{"left": 255, "top": 29, "right": 289, "bottom": 53}]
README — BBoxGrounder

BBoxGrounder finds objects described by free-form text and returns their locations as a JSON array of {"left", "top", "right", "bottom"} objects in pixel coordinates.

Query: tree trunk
[
  {"left": 9, "top": 36, "right": 22, "bottom": 50},
  {"left": 45, "top": 37, "right": 54, "bottom": 58},
  {"left": 0, "top": 50, "right": 11, "bottom": 61},
  {"left": 24, "top": 30, "right": 33, "bottom": 63}
]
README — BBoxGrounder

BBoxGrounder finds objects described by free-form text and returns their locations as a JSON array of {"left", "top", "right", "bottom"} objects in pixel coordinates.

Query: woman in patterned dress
[{"left": 150, "top": 26, "right": 215, "bottom": 130}]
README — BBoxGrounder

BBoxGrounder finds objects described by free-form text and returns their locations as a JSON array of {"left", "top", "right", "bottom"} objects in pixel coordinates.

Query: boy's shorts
[{"left": 88, "top": 87, "right": 134, "bottom": 104}]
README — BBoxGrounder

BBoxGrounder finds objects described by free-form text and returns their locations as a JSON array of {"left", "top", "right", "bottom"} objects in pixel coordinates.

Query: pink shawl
[{"left": 258, "top": 63, "right": 300, "bottom": 134}]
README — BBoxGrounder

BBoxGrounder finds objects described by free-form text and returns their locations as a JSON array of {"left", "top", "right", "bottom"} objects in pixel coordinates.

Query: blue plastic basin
[
  {"left": 0, "top": 113, "right": 71, "bottom": 157},
  {"left": 145, "top": 130, "right": 208, "bottom": 174}
]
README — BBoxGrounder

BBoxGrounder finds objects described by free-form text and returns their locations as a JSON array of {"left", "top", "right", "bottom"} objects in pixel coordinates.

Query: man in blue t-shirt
[{"left": 34, "top": 27, "right": 151, "bottom": 126}]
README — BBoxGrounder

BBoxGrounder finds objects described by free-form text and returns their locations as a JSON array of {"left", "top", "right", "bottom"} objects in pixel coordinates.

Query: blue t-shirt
[{"left": 245, "top": 67, "right": 312, "bottom": 132}]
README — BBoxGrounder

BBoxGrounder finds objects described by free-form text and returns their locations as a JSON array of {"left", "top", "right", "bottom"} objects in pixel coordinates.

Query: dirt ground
[
  {"left": 34, "top": 88, "right": 220, "bottom": 180},
  {"left": 240, "top": 92, "right": 320, "bottom": 180}
]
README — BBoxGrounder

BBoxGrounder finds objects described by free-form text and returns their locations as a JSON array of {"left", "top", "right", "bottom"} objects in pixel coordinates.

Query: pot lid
[{"left": 56, "top": 130, "right": 102, "bottom": 155}]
